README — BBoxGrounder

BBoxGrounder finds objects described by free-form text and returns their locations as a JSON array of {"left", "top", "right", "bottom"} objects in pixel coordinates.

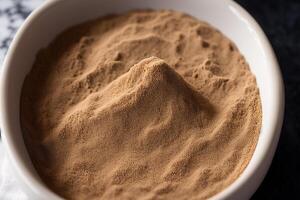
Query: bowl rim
[
  {"left": 213, "top": 0, "right": 285, "bottom": 199},
  {"left": 0, "top": 0, "right": 285, "bottom": 199}
]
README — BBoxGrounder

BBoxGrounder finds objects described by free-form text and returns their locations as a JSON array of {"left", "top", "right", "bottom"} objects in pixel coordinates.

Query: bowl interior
[{"left": 1, "top": 0, "right": 283, "bottom": 199}]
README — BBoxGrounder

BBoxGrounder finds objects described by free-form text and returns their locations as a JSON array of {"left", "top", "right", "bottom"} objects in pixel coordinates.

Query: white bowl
[{"left": 0, "top": 0, "right": 284, "bottom": 199}]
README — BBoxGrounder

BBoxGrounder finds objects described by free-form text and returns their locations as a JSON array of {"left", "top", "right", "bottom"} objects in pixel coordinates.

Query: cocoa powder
[{"left": 20, "top": 10, "right": 262, "bottom": 200}]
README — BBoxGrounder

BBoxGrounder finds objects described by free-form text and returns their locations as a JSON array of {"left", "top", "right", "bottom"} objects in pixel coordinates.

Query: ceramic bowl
[{"left": 0, "top": 0, "right": 284, "bottom": 199}]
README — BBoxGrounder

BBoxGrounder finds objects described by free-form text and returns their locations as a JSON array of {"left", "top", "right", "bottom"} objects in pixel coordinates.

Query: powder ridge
[{"left": 21, "top": 10, "right": 262, "bottom": 200}]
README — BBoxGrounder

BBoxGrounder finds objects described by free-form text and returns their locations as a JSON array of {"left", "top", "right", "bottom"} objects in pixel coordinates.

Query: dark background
[{"left": 235, "top": 0, "right": 300, "bottom": 199}]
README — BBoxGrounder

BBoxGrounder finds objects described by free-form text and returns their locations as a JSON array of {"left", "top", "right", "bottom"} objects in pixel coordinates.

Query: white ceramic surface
[{"left": 0, "top": 0, "right": 284, "bottom": 199}]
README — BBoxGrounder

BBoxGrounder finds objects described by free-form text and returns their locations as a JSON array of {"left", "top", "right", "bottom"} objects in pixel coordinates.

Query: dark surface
[{"left": 235, "top": 0, "right": 300, "bottom": 199}]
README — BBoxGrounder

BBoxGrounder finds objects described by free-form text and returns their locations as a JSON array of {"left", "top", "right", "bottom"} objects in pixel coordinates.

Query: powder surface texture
[{"left": 21, "top": 10, "right": 262, "bottom": 200}]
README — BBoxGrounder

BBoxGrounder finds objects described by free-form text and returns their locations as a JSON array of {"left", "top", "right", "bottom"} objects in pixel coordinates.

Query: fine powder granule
[{"left": 20, "top": 10, "right": 262, "bottom": 200}]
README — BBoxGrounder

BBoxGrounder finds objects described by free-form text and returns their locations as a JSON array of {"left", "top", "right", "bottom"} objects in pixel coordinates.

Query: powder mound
[
  {"left": 85, "top": 56, "right": 212, "bottom": 117},
  {"left": 61, "top": 56, "right": 214, "bottom": 155},
  {"left": 32, "top": 57, "right": 215, "bottom": 199}
]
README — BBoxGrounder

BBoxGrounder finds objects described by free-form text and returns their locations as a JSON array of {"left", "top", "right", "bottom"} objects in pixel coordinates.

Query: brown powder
[{"left": 20, "top": 10, "right": 262, "bottom": 200}]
